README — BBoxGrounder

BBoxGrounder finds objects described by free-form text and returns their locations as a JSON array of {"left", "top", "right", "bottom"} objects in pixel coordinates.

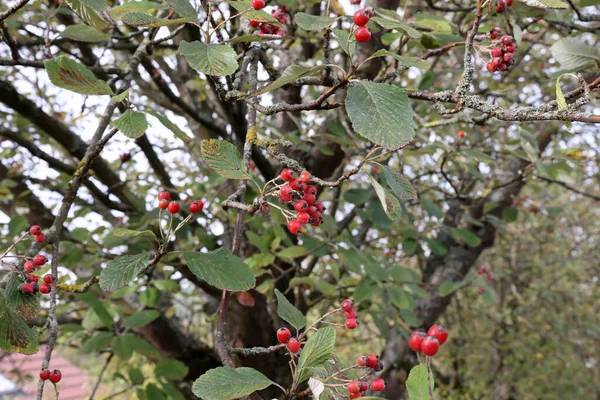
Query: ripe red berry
[
  {"left": 40, "top": 284, "right": 51, "bottom": 294},
  {"left": 353, "top": 10, "right": 369, "bottom": 26},
  {"left": 310, "top": 217, "right": 322, "bottom": 227},
  {"left": 167, "top": 201, "right": 180, "bottom": 214},
  {"left": 297, "top": 212, "right": 310, "bottom": 224},
  {"left": 486, "top": 62, "right": 495, "bottom": 72},
  {"left": 347, "top": 381, "right": 360, "bottom": 393},
  {"left": 359, "top": 381, "right": 368, "bottom": 392},
  {"left": 477, "top": 287, "right": 485, "bottom": 295},
  {"left": 287, "top": 338, "right": 300, "bottom": 353},
  {"left": 287, "top": 220, "right": 302, "bottom": 235},
  {"left": 43, "top": 274, "right": 53, "bottom": 284},
  {"left": 299, "top": 171, "right": 311, "bottom": 183},
  {"left": 365, "top": 354, "right": 378, "bottom": 368},
  {"left": 349, "top": 393, "right": 361, "bottom": 399},
  {"left": 427, "top": 325, "right": 448, "bottom": 345},
  {"left": 34, "top": 234, "right": 46, "bottom": 243},
  {"left": 19, "top": 283, "right": 34, "bottom": 296},
  {"left": 490, "top": 31, "right": 498, "bottom": 40},
  {"left": 303, "top": 185, "right": 317, "bottom": 196},
  {"left": 341, "top": 299, "right": 354, "bottom": 312},
  {"left": 277, "top": 327, "right": 291, "bottom": 344},
  {"left": 301, "top": 193, "right": 316, "bottom": 206},
  {"left": 363, "top": 7, "right": 375, "bottom": 17},
  {"left": 371, "top": 378, "right": 385, "bottom": 392},
  {"left": 356, "top": 355, "right": 368, "bottom": 367},
  {"left": 354, "top": 26, "right": 371, "bottom": 42},
  {"left": 49, "top": 369, "right": 62, "bottom": 384},
  {"left": 189, "top": 200, "right": 204, "bottom": 213},
  {"left": 507, "top": 0, "right": 513, "bottom": 5},
  {"left": 294, "top": 200, "right": 309, "bottom": 213},
  {"left": 250, "top": 19, "right": 260, "bottom": 28},
  {"left": 408, "top": 331, "right": 426, "bottom": 352},
  {"left": 158, "top": 199, "right": 169, "bottom": 210},
  {"left": 503, "top": 52, "right": 513, "bottom": 63},
  {"left": 350, "top": 0, "right": 361, "bottom": 4},
  {"left": 490, "top": 48, "right": 502, "bottom": 57},
  {"left": 30, "top": 225, "right": 42, "bottom": 235},
  {"left": 288, "top": 178, "right": 301, "bottom": 191},
  {"left": 488, "top": 274, "right": 493, "bottom": 281},
  {"left": 496, "top": 3, "right": 504, "bottom": 12},
  {"left": 501, "top": 35, "right": 513, "bottom": 46},
  {"left": 458, "top": 130, "right": 465, "bottom": 139},
  {"left": 33, "top": 255, "right": 46, "bottom": 266},
  {"left": 421, "top": 336, "right": 440, "bottom": 356},
  {"left": 24, "top": 261, "right": 36, "bottom": 273},
  {"left": 27, "top": 274, "right": 38, "bottom": 283},
  {"left": 251, "top": 0, "right": 264, "bottom": 10},
  {"left": 40, "top": 369, "right": 50, "bottom": 380},
  {"left": 345, "top": 309, "right": 357, "bottom": 319},
  {"left": 505, "top": 44, "right": 515, "bottom": 53},
  {"left": 280, "top": 169, "right": 294, "bottom": 181},
  {"left": 345, "top": 318, "right": 358, "bottom": 329},
  {"left": 314, "top": 202, "right": 325, "bottom": 214},
  {"left": 158, "top": 191, "right": 170, "bottom": 201},
  {"left": 493, "top": 57, "right": 503, "bottom": 66}
]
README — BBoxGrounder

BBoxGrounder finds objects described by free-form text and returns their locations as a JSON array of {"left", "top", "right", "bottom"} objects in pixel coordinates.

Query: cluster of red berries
[
  {"left": 352, "top": 8, "right": 374, "bottom": 43},
  {"left": 477, "top": 266, "right": 493, "bottom": 281},
  {"left": 486, "top": 31, "right": 516, "bottom": 72},
  {"left": 496, "top": 0, "right": 513, "bottom": 12},
  {"left": 356, "top": 353, "right": 384, "bottom": 372},
  {"left": 341, "top": 299, "right": 359, "bottom": 330},
  {"left": 19, "top": 272, "right": 54, "bottom": 296},
  {"left": 276, "top": 327, "right": 301, "bottom": 354},
  {"left": 408, "top": 325, "right": 448, "bottom": 356},
  {"left": 40, "top": 369, "right": 62, "bottom": 384},
  {"left": 277, "top": 169, "right": 325, "bottom": 235},
  {"left": 346, "top": 377, "right": 384, "bottom": 398},
  {"left": 29, "top": 224, "right": 46, "bottom": 244},
  {"left": 157, "top": 191, "right": 204, "bottom": 215},
  {"left": 250, "top": 1, "right": 287, "bottom": 36}
]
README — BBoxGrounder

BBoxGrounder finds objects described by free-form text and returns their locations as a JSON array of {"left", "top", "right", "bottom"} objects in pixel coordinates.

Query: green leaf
[
  {"left": 146, "top": 110, "right": 193, "bottom": 143},
  {"left": 450, "top": 228, "right": 481, "bottom": 247},
  {"left": 462, "top": 149, "right": 494, "bottom": 164},
  {"left": 64, "top": 0, "right": 113, "bottom": 32},
  {"left": 111, "top": 334, "right": 160, "bottom": 360},
  {"left": 414, "top": 13, "right": 453, "bottom": 32},
  {"left": 8, "top": 215, "right": 28, "bottom": 236},
  {"left": 139, "top": 287, "right": 161, "bottom": 307},
  {"left": 200, "top": 139, "right": 250, "bottom": 179},
  {"left": 123, "top": 309, "right": 160, "bottom": 328},
  {"left": 111, "top": 90, "right": 129, "bottom": 103},
  {"left": 294, "top": 12, "right": 336, "bottom": 31},
  {"left": 60, "top": 24, "right": 110, "bottom": 42},
  {"left": 163, "top": 0, "right": 198, "bottom": 20},
  {"left": 152, "top": 279, "right": 180, "bottom": 292},
  {"left": 155, "top": 359, "right": 189, "bottom": 381},
  {"left": 79, "top": 0, "right": 107, "bottom": 10},
  {"left": 424, "top": 238, "right": 447, "bottom": 256},
  {"left": 0, "top": 294, "right": 39, "bottom": 355},
  {"left": 183, "top": 248, "right": 256, "bottom": 291},
  {"left": 346, "top": 81, "right": 416, "bottom": 149},
  {"left": 333, "top": 29, "right": 355, "bottom": 56},
  {"left": 438, "top": 281, "right": 464, "bottom": 297},
  {"left": 99, "top": 252, "right": 151, "bottom": 291},
  {"left": 252, "top": 65, "right": 326, "bottom": 96},
  {"left": 555, "top": 74, "right": 576, "bottom": 130},
  {"left": 367, "top": 49, "right": 431, "bottom": 70},
  {"left": 502, "top": 206, "right": 519, "bottom": 222},
  {"left": 192, "top": 367, "right": 275, "bottom": 400},
  {"left": 274, "top": 289, "right": 307, "bottom": 331},
  {"left": 297, "top": 327, "right": 336, "bottom": 382},
  {"left": 227, "top": 34, "right": 275, "bottom": 43},
  {"left": 112, "top": 228, "right": 157, "bottom": 240},
  {"left": 110, "top": 1, "right": 168, "bottom": 20},
  {"left": 79, "top": 332, "right": 114, "bottom": 354},
  {"left": 179, "top": 41, "right": 238, "bottom": 76},
  {"left": 550, "top": 37, "right": 600, "bottom": 71},
  {"left": 80, "top": 293, "right": 115, "bottom": 328},
  {"left": 146, "top": 384, "right": 167, "bottom": 400},
  {"left": 227, "top": 1, "right": 281, "bottom": 24},
  {"left": 387, "top": 286, "right": 410, "bottom": 309},
  {"left": 522, "top": 0, "right": 568, "bottom": 8},
  {"left": 5, "top": 275, "right": 40, "bottom": 320},
  {"left": 113, "top": 110, "right": 148, "bottom": 139},
  {"left": 382, "top": 166, "right": 417, "bottom": 200},
  {"left": 406, "top": 364, "right": 434, "bottom": 400},
  {"left": 367, "top": 174, "right": 402, "bottom": 220},
  {"left": 276, "top": 246, "right": 308, "bottom": 259},
  {"left": 122, "top": 12, "right": 189, "bottom": 27},
  {"left": 45, "top": 56, "right": 113, "bottom": 95},
  {"left": 370, "top": 13, "right": 421, "bottom": 38}
]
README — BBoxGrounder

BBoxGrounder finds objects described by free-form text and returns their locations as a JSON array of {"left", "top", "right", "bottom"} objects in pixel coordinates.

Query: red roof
[{"left": 0, "top": 346, "right": 92, "bottom": 399}]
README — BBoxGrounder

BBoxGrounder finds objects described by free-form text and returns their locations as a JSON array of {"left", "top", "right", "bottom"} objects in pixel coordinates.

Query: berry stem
[
  {"left": 426, "top": 356, "right": 434, "bottom": 400},
  {"left": 298, "top": 307, "right": 342, "bottom": 341}
]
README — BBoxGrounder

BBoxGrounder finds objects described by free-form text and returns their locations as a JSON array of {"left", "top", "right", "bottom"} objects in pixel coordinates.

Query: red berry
[
  {"left": 40, "top": 369, "right": 50, "bottom": 380},
  {"left": 158, "top": 191, "right": 171, "bottom": 201},
  {"left": 287, "top": 220, "right": 302, "bottom": 235},
  {"left": 33, "top": 255, "right": 46, "bottom": 266},
  {"left": 490, "top": 31, "right": 498, "bottom": 40},
  {"left": 345, "top": 309, "right": 357, "bottom": 319},
  {"left": 275, "top": 29, "right": 286, "bottom": 36},
  {"left": 288, "top": 178, "right": 301, "bottom": 191},
  {"left": 43, "top": 274, "right": 53, "bottom": 284},
  {"left": 365, "top": 354, "right": 378, "bottom": 368},
  {"left": 277, "top": 327, "right": 291, "bottom": 344},
  {"left": 307, "top": 206, "right": 319, "bottom": 218},
  {"left": 371, "top": 378, "right": 385, "bottom": 392},
  {"left": 347, "top": 381, "right": 360, "bottom": 393},
  {"left": 250, "top": 19, "right": 260, "bottom": 28},
  {"left": 167, "top": 201, "right": 180, "bottom": 214},
  {"left": 427, "top": 325, "right": 448, "bottom": 345},
  {"left": 287, "top": 338, "right": 301, "bottom": 353},
  {"left": 251, "top": 0, "right": 264, "bottom": 10},
  {"left": 341, "top": 299, "right": 354, "bottom": 312},
  {"left": 280, "top": 169, "right": 294, "bottom": 181},
  {"left": 345, "top": 318, "right": 358, "bottom": 329},
  {"left": 349, "top": 393, "right": 361, "bottom": 399},
  {"left": 507, "top": 0, "right": 513, "bottom": 5},
  {"left": 486, "top": 62, "right": 495, "bottom": 72},
  {"left": 40, "top": 284, "right": 51, "bottom": 294},
  {"left": 359, "top": 381, "right": 368, "bottom": 392},
  {"left": 158, "top": 199, "right": 169, "bottom": 210},
  {"left": 458, "top": 130, "right": 465, "bottom": 139},
  {"left": 302, "top": 193, "right": 316, "bottom": 206},
  {"left": 421, "top": 336, "right": 440, "bottom": 356},
  {"left": 314, "top": 202, "right": 325, "bottom": 213},
  {"left": 490, "top": 48, "right": 502, "bottom": 57},
  {"left": 477, "top": 288, "right": 485, "bottom": 295},
  {"left": 503, "top": 52, "right": 513, "bottom": 63},
  {"left": 354, "top": 26, "right": 371, "bottom": 42},
  {"left": 189, "top": 200, "right": 204, "bottom": 213},
  {"left": 350, "top": 0, "right": 361, "bottom": 4},
  {"left": 297, "top": 212, "right": 310, "bottom": 224},
  {"left": 505, "top": 44, "right": 515, "bottom": 53},
  {"left": 30, "top": 225, "right": 42, "bottom": 235},
  {"left": 356, "top": 355, "right": 368, "bottom": 367},
  {"left": 408, "top": 331, "right": 426, "bottom": 352},
  {"left": 299, "top": 171, "right": 311, "bottom": 183},
  {"left": 310, "top": 217, "right": 322, "bottom": 227},
  {"left": 496, "top": 3, "right": 504, "bottom": 12},
  {"left": 493, "top": 57, "right": 503, "bottom": 66},
  {"left": 501, "top": 35, "right": 513, "bottom": 46},
  {"left": 19, "top": 283, "right": 34, "bottom": 296},
  {"left": 488, "top": 274, "right": 493, "bottom": 281},
  {"left": 49, "top": 369, "right": 62, "bottom": 384},
  {"left": 353, "top": 10, "right": 369, "bottom": 26},
  {"left": 34, "top": 234, "right": 46, "bottom": 243},
  {"left": 303, "top": 185, "right": 317, "bottom": 196},
  {"left": 27, "top": 274, "right": 39, "bottom": 283},
  {"left": 24, "top": 261, "right": 36, "bottom": 273},
  {"left": 294, "top": 200, "right": 309, "bottom": 213}
]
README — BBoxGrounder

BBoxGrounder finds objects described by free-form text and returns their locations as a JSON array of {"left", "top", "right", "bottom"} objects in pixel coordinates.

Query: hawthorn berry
[
  {"left": 345, "top": 318, "right": 358, "bottom": 329},
  {"left": 287, "top": 220, "right": 302, "bottom": 235},
  {"left": 272, "top": 8, "right": 289, "bottom": 24},
  {"left": 19, "top": 283, "right": 34, "bottom": 296},
  {"left": 421, "top": 336, "right": 440, "bottom": 356},
  {"left": 288, "top": 179, "right": 301, "bottom": 191},
  {"left": 302, "top": 193, "right": 316, "bottom": 206},
  {"left": 287, "top": 338, "right": 301, "bottom": 353},
  {"left": 250, "top": 19, "right": 260, "bottom": 28},
  {"left": 501, "top": 35, "right": 513, "bottom": 46},
  {"left": 341, "top": 299, "right": 354, "bottom": 312},
  {"left": 158, "top": 191, "right": 170, "bottom": 201},
  {"left": 506, "top": 44, "right": 515, "bottom": 53},
  {"left": 307, "top": 206, "right": 319, "bottom": 218},
  {"left": 490, "top": 31, "right": 499, "bottom": 40},
  {"left": 31, "top": 282, "right": 39, "bottom": 294},
  {"left": 40, "top": 369, "right": 50, "bottom": 380},
  {"left": 359, "top": 381, "right": 368, "bottom": 392},
  {"left": 427, "top": 325, "right": 448, "bottom": 345},
  {"left": 167, "top": 201, "right": 180, "bottom": 214},
  {"left": 458, "top": 130, "right": 465, "bottom": 139},
  {"left": 304, "top": 185, "right": 317, "bottom": 196},
  {"left": 356, "top": 355, "right": 368, "bottom": 367},
  {"left": 43, "top": 274, "right": 53, "bottom": 284},
  {"left": 24, "top": 261, "right": 36, "bottom": 273},
  {"left": 353, "top": 9, "right": 369, "bottom": 27},
  {"left": 297, "top": 212, "right": 310, "bottom": 224},
  {"left": 349, "top": 393, "right": 361, "bottom": 399},
  {"left": 345, "top": 309, "right": 357, "bottom": 319},
  {"left": 27, "top": 274, "right": 38, "bottom": 283},
  {"left": 488, "top": 275, "right": 493, "bottom": 281},
  {"left": 490, "top": 48, "right": 502, "bottom": 57},
  {"left": 365, "top": 354, "right": 378, "bottom": 368},
  {"left": 40, "top": 284, "right": 51, "bottom": 294},
  {"left": 33, "top": 255, "right": 46, "bottom": 266},
  {"left": 277, "top": 327, "right": 292, "bottom": 344},
  {"left": 158, "top": 199, "right": 169, "bottom": 210},
  {"left": 371, "top": 378, "right": 385, "bottom": 392},
  {"left": 373, "top": 359, "right": 384, "bottom": 372},
  {"left": 347, "top": 381, "right": 360, "bottom": 393},
  {"left": 408, "top": 331, "right": 426, "bottom": 352},
  {"left": 477, "top": 288, "right": 485, "bottom": 295},
  {"left": 315, "top": 202, "right": 325, "bottom": 214},
  {"left": 30, "top": 225, "right": 42, "bottom": 235},
  {"left": 49, "top": 370, "right": 62, "bottom": 384},
  {"left": 350, "top": 0, "right": 361, "bottom": 4},
  {"left": 34, "top": 234, "right": 46, "bottom": 243},
  {"left": 507, "top": 0, "right": 513, "bottom": 5},
  {"left": 310, "top": 217, "right": 322, "bottom": 227},
  {"left": 189, "top": 200, "right": 204, "bottom": 214},
  {"left": 294, "top": 200, "right": 309, "bottom": 213},
  {"left": 280, "top": 169, "right": 294, "bottom": 181},
  {"left": 486, "top": 62, "right": 495, "bottom": 72},
  {"left": 299, "top": 171, "right": 311, "bottom": 183},
  {"left": 251, "top": 0, "right": 264, "bottom": 10},
  {"left": 354, "top": 26, "right": 371, "bottom": 43}
]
